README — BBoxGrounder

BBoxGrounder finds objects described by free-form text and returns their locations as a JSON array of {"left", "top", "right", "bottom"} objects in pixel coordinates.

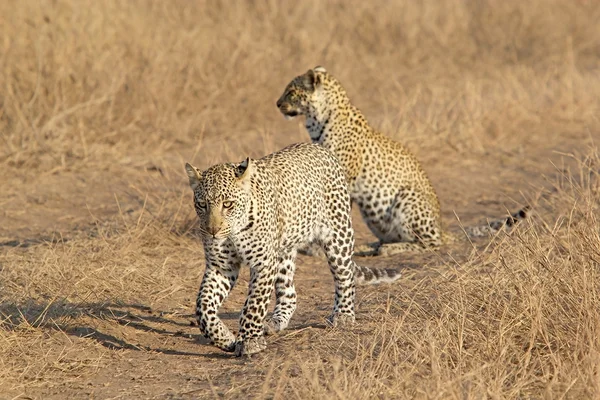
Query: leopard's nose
[
  {"left": 276, "top": 98, "right": 282, "bottom": 108},
  {"left": 207, "top": 225, "right": 220, "bottom": 236}
]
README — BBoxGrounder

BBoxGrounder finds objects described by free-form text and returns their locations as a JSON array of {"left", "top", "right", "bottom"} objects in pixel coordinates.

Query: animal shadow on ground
[
  {"left": 0, "top": 299, "right": 326, "bottom": 359},
  {"left": 0, "top": 300, "right": 243, "bottom": 359}
]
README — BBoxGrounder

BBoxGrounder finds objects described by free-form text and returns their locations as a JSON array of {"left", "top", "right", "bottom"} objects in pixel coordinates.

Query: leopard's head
[
  {"left": 276, "top": 66, "right": 330, "bottom": 120},
  {"left": 185, "top": 159, "right": 254, "bottom": 240}
]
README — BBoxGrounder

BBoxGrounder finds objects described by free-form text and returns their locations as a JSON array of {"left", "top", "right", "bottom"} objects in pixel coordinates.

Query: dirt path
[{"left": 1, "top": 120, "right": 594, "bottom": 399}]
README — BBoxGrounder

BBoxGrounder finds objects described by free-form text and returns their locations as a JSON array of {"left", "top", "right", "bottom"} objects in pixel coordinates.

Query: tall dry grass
[
  {"left": 2, "top": 0, "right": 599, "bottom": 174},
  {"left": 1, "top": 0, "right": 600, "bottom": 398}
]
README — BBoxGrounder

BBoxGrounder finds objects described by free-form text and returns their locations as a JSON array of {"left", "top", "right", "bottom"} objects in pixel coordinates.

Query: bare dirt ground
[{"left": 1, "top": 1, "right": 600, "bottom": 398}]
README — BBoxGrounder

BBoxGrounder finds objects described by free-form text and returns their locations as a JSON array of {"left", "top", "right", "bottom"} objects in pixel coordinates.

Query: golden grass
[{"left": 1, "top": 0, "right": 600, "bottom": 398}]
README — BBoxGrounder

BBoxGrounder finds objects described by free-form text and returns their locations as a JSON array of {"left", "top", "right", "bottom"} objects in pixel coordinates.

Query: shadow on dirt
[
  {"left": 0, "top": 236, "right": 71, "bottom": 248},
  {"left": 0, "top": 299, "right": 244, "bottom": 358}
]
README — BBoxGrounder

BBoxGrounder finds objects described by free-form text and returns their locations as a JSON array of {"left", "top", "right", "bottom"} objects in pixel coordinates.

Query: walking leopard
[{"left": 185, "top": 143, "right": 401, "bottom": 356}]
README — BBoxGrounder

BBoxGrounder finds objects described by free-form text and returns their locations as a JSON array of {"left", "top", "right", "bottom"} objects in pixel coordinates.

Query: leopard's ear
[
  {"left": 235, "top": 157, "right": 254, "bottom": 187},
  {"left": 185, "top": 163, "right": 201, "bottom": 191},
  {"left": 303, "top": 68, "right": 322, "bottom": 89},
  {"left": 313, "top": 66, "right": 327, "bottom": 73}
]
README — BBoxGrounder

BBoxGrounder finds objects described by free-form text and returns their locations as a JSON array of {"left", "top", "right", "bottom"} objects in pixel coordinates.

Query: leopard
[
  {"left": 276, "top": 66, "right": 528, "bottom": 256},
  {"left": 185, "top": 142, "right": 401, "bottom": 357}
]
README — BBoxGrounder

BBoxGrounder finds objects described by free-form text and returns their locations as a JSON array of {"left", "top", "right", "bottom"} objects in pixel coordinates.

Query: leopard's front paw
[
  {"left": 208, "top": 331, "right": 236, "bottom": 352},
  {"left": 213, "top": 337, "right": 236, "bottom": 353},
  {"left": 235, "top": 336, "right": 267, "bottom": 357}
]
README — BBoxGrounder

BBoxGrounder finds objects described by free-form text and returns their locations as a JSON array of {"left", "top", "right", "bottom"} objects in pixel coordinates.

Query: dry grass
[{"left": 1, "top": 0, "right": 600, "bottom": 398}]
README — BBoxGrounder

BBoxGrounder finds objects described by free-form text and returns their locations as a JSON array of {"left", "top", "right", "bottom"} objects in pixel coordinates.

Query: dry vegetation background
[{"left": 1, "top": 0, "right": 600, "bottom": 398}]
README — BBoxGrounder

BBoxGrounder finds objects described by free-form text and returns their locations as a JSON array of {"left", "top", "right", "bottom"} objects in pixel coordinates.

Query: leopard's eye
[
  {"left": 222, "top": 201, "right": 234, "bottom": 209},
  {"left": 197, "top": 200, "right": 207, "bottom": 209}
]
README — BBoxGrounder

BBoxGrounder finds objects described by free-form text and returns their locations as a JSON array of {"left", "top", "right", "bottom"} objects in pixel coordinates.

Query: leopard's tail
[
  {"left": 464, "top": 206, "right": 530, "bottom": 238},
  {"left": 352, "top": 263, "right": 402, "bottom": 285}
]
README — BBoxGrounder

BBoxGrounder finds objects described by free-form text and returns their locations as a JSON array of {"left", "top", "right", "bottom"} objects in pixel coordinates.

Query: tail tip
[{"left": 386, "top": 268, "right": 402, "bottom": 280}]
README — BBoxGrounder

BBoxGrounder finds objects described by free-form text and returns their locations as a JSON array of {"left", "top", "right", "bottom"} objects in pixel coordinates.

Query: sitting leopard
[
  {"left": 185, "top": 143, "right": 401, "bottom": 357},
  {"left": 276, "top": 67, "right": 528, "bottom": 256}
]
